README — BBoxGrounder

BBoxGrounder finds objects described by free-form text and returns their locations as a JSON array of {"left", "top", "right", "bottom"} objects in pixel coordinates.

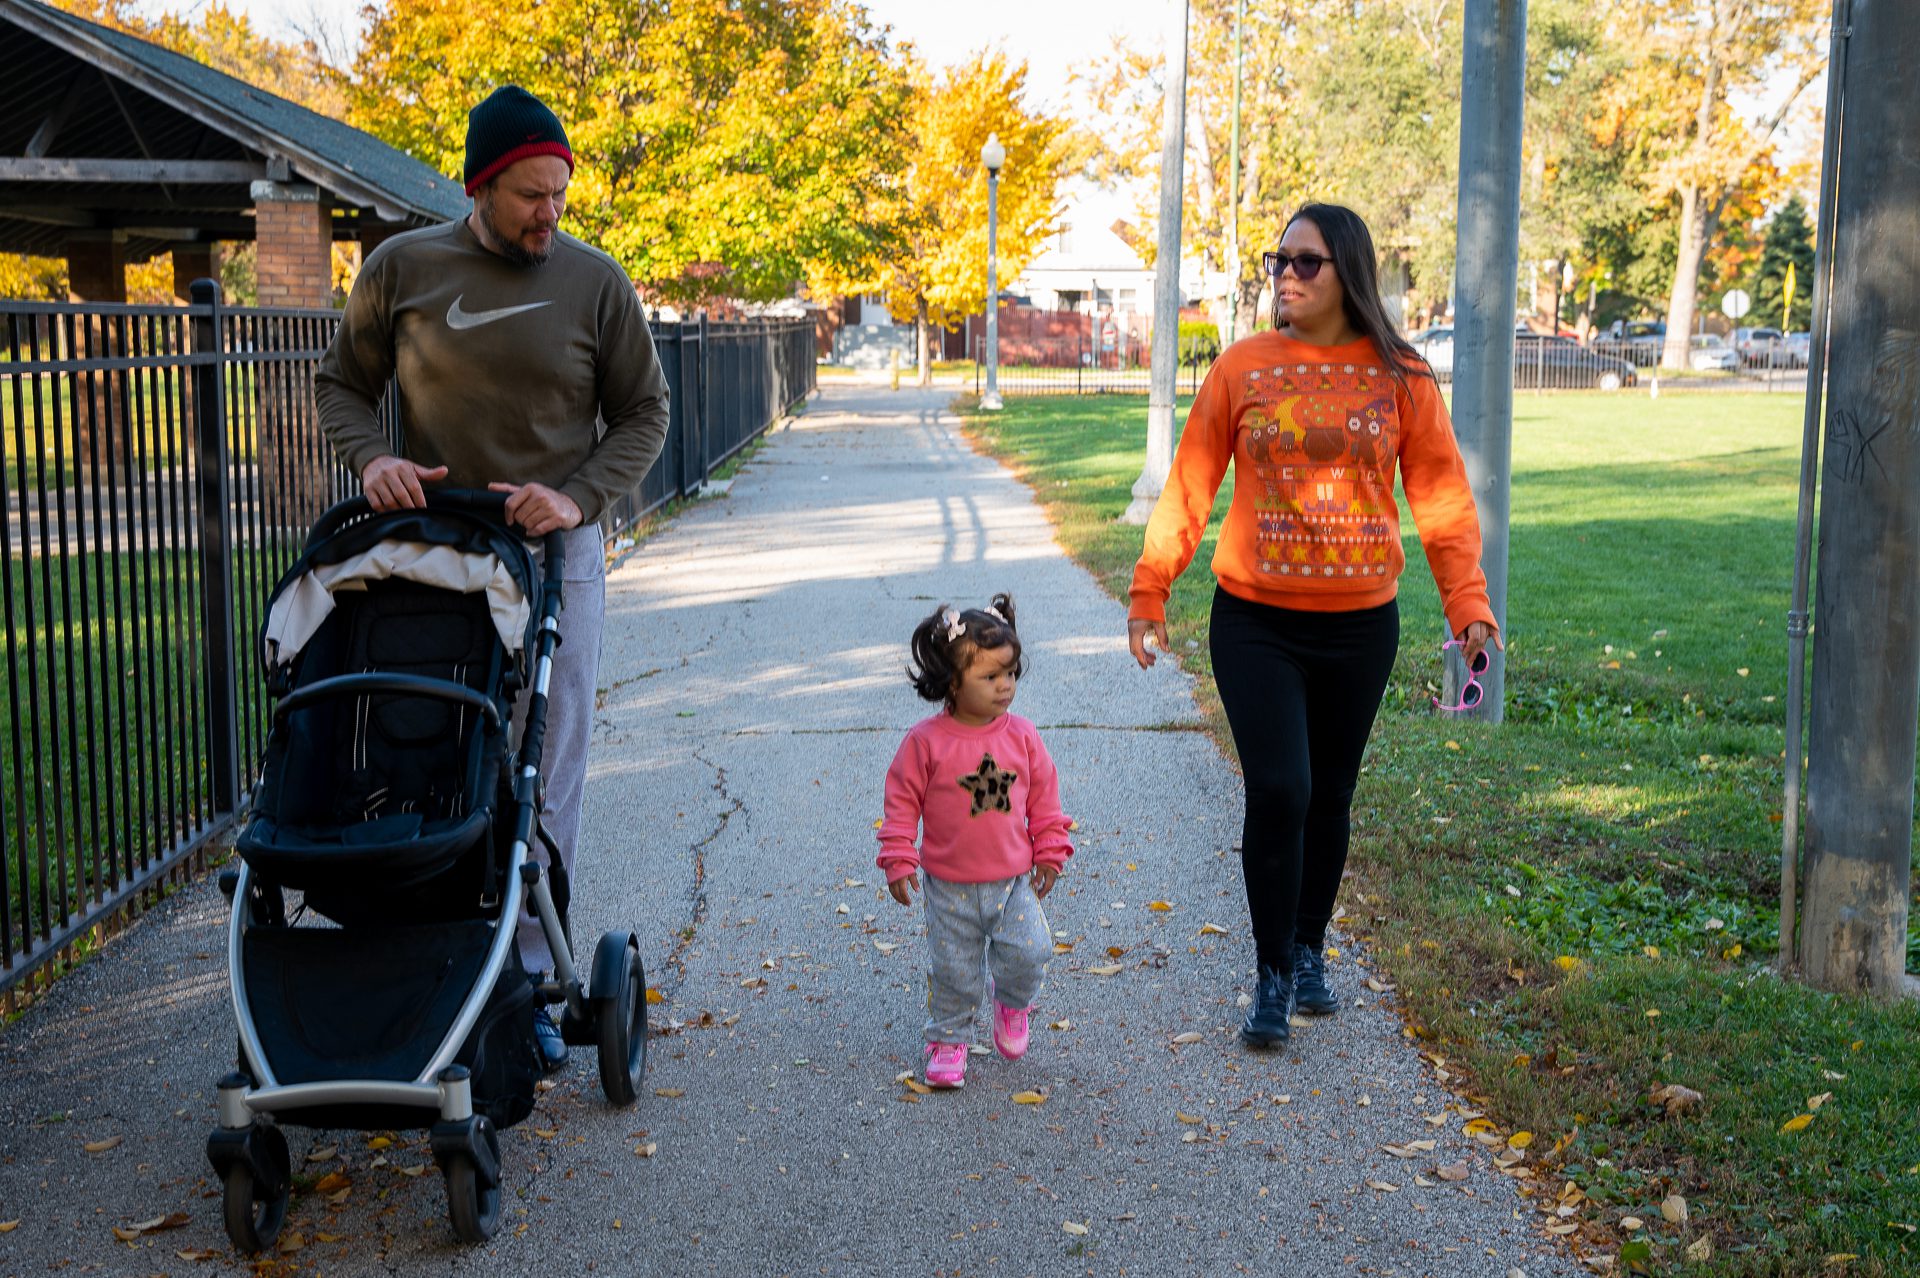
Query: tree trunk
[
  {"left": 916, "top": 298, "right": 931, "bottom": 388},
  {"left": 1660, "top": 183, "right": 1707, "bottom": 369},
  {"left": 1380, "top": 256, "right": 1410, "bottom": 333}
]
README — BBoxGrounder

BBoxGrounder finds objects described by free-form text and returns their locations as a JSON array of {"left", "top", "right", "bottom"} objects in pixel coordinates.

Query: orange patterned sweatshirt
[{"left": 1128, "top": 332, "right": 1497, "bottom": 637}]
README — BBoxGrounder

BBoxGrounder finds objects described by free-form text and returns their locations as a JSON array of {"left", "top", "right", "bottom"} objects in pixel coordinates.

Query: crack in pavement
[{"left": 653, "top": 744, "right": 741, "bottom": 996}]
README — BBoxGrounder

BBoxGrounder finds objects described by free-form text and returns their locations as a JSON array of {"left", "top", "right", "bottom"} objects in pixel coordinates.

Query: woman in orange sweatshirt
[{"left": 1127, "top": 203, "right": 1500, "bottom": 1050}]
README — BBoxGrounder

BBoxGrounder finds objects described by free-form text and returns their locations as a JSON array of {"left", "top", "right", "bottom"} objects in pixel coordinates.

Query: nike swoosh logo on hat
[{"left": 446, "top": 296, "right": 554, "bottom": 331}]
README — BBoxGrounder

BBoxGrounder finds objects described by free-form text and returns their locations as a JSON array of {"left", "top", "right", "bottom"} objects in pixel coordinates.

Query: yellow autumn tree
[
  {"left": 351, "top": 0, "right": 917, "bottom": 306},
  {"left": 1610, "top": 0, "right": 1826, "bottom": 368},
  {"left": 882, "top": 52, "right": 1063, "bottom": 386}
]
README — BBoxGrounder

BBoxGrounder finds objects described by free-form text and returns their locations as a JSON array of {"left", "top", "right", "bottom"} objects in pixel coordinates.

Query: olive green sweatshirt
[{"left": 316, "top": 219, "right": 670, "bottom": 525}]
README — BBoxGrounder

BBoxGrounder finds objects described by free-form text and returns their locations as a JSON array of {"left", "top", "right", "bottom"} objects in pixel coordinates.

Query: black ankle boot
[
  {"left": 1240, "top": 965, "right": 1295, "bottom": 1049},
  {"left": 1292, "top": 942, "right": 1338, "bottom": 1016}
]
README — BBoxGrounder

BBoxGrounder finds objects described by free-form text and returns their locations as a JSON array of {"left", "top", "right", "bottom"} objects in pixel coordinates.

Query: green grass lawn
[{"left": 963, "top": 390, "right": 1920, "bottom": 1277}]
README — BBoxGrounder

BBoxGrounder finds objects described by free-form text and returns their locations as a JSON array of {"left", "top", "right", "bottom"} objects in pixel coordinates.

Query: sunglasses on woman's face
[
  {"left": 1263, "top": 251, "right": 1330, "bottom": 281},
  {"left": 1433, "top": 638, "right": 1491, "bottom": 713}
]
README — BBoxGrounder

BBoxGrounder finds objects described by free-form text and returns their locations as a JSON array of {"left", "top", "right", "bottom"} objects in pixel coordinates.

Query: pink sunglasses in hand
[{"left": 1433, "top": 638, "right": 1490, "bottom": 712}]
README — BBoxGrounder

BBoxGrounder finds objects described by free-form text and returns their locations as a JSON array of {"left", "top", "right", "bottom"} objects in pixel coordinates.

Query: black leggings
[{"left": 1209, "top": 587, "right": 1399, "bottom": 973}]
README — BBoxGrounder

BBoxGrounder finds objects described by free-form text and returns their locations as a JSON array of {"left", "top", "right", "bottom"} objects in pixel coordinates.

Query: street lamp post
[{"left": 981, "top": 133, "right": 1006, "bottom": 412}]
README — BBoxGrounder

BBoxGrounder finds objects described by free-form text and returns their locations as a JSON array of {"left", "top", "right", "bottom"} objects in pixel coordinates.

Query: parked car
[
  {"left": 1733, "top": 326, "right": 1786, "bottom": 366},
  {"left": 1611, "top": 319, "right": 1666, "bottom": 366},
  {"left": 1408, "top": 325, "right": 1454, "bottom": 378},
  {"left": 1513, "top": 334, "right": 1639, "bottom": 389},
  {"left": 1783, "top": 331, "right": 1811, "bottom": 367},
  {"left": 1688, "top": 334, "right": 1742, "bottom": 372}
]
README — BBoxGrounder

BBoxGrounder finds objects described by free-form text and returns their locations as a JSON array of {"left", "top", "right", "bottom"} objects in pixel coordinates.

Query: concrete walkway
[{"left": 0, "top": 385, "right": 1578, "bottom": 1277}]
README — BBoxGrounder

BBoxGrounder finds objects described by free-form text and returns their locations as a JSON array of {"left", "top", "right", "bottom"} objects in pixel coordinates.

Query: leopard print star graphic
[{"left": 958, "top": 752, "right": 1018, "bottom": 817}]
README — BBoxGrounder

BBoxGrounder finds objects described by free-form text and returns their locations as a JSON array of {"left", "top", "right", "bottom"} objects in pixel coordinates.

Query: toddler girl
[{"left": 878, "top": 595, "right": 1074, "bottom": 1089}]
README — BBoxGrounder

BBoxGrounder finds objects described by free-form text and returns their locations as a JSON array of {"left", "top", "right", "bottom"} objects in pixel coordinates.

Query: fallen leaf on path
[
  {"left": 1175, "top": 1111, "right": 1205, "bottom": 1125},
  {"left": 1781, "top": 1113, "right": 1815, "bottom": 1133},
  {"left": 1012, "top": 1091, "right": 1047, "bottom": 1105},
  {"left": 1199, "top": 923, "right": 1229, "bottom": 936},
  {"left": 1170, "top": 1032, "right": 1203, "bottom": 1045},
  {"left": 1062, "top": 1221, "right": 1089, "bottom": 1236},
  {"left": 83, "top": 1136, "right": 123, "bottom": 1153},
  {"left": 1621, "top": 1216, "right": 1644, "bottom": 1231},
  {"left": 1414, "top": 1175, "right": 1436, "bottom": 1187},
  {"left": 1147, "top": 901, "right": 1173, "bottom": 912},
  {"left": 313, "top": 1172, "right": 351, "bottom": 1195},
  {"left": 1661, "top": 1194, "right": 1689, "bottom": 1224},
  {"left": 1366, "top": 1180, "right": 1399, "bottom": 1192},
  {"left": 306, "top": 1144, "right": 338, "bottom": 1163},
  {"left": 1365, "top": 977, "right": 1395, "bottom": 992},
  {"left": 1052, "top": 942, "right": 1074, "bottom": 953},
  {"left": 645, "top": 988, "right": 664, "bottom": 1004},
  {"left": 396, "top": 1164, "right": 431, "bottom": 1177},
  {"left": 1508, "top": 1131, "right": 1534, "bottom": 1149},
  {"left": 655, "top": 1088, "right": 685, "bottom": 1098},
  {"left": 1049, "top": 1019, "right": 1072, "bottom": 1031},
  {"left": 873, "top": 941, "right": 899, "bottom": 954},
  {"left": 1649, "top": 1083, "right": 1704, "bottom": 1116},
  {"left": 1084, "top": 964, "right": 1123, "bottom": 977},
  {"left": 0, "top": 1221, "right": 18, "bottom": 1234},
  {"left": 1807, "top": 1091, "right": 1833, "bottom": 1111},
  {"left": 367, "top": 1136, "right": 393, "bottom": 1150},
  {"left": 1435, "top": 1161, "right": 1470, "bottom": 1182},
  {"left": 633, "top": 1143, "right": 657, "bottom": 1158},
  {"left": 175, "top": 1249, "right": 221, "bottom": 1261},
  {"left": 276, "top": 1232, "right": 306, "bottom": 1254}
]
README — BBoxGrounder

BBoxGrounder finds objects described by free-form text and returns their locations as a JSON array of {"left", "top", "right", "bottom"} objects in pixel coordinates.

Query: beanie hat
[{"left": 463, "top": 86, "right": 573, "bottom": 196}]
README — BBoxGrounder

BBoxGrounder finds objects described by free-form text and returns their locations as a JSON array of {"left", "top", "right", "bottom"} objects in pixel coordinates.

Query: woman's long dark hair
[{"left": 1271, "top": 202, "right": 1430, "bottom": 387}]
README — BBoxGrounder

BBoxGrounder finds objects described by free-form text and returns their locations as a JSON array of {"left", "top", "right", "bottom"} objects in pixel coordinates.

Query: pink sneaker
[
  {"left": 924, "top": 1041, "right": 968, "bottom": 1088},
  {"left": 992, "top": 1001, "right": 1030, "bottom": 1060}
]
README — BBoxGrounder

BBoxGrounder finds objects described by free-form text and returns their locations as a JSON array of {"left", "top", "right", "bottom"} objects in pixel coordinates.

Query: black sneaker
[
  {"left": 532, "top": 1004, "right": 569, "bottom": 1074},
  {"left": 1239, "top": 965, "right": 1295, "bottom": 1049},
  {"left": 1292, "top": 942, "right": 1339, "bottom": 1016}
]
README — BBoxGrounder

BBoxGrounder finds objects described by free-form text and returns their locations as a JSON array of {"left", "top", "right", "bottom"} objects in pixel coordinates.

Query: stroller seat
[{"left": 239, "top": 578, "right": 508, "bottom": 907}]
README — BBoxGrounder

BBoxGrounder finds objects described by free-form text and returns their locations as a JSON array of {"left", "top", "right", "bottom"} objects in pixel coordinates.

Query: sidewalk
[{"left": 0, "top": 385, "right": 1578, "bottom": 1277}]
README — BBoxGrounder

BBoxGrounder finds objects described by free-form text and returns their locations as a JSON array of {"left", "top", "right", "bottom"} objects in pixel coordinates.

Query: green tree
[
  {"left": 1748, "top": 194, "right": 1814, "bottom": 332},
  {"left": 350, "top": 0, "right": 917, "bottom": 306},
  {"left": 882, "top": 52, "right": 1062, "bottom": 386}
]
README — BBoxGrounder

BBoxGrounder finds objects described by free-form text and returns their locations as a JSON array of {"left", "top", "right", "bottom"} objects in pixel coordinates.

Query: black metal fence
[
  {"left": 0, "top": 288, "right": 813, "bottom": 998},
  {"left": 971, "top": 336, "right": 1212, "bottom": 396}
]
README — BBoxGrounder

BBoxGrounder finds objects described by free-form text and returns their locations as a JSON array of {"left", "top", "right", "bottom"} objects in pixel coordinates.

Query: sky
[{"left": 162, "top": 0, "right": 1174, "bottom": 106}]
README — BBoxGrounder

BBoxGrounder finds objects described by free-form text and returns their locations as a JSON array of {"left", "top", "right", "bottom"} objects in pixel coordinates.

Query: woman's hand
[
  {"left": 1458, "top": 620, "right": 1503, "bottom": 670},
  {"left": 1128, "top": 618, "right": 1169, "bottom": 670},
  {"left": 887, "top": 872, "right": 920, "bottom": 907},
  {"left": 1030, "top": 864, "right": 1059, "bottom": 899}
]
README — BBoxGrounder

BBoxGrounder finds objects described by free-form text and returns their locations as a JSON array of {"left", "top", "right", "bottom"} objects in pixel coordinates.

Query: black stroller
[{"left": 207, "top": 491, "right": 647, "bottom": 1251}]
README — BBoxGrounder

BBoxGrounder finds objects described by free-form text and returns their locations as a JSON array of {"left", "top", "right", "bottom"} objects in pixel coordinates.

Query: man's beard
[{"left": 479, "top": 192, "right": 555, "bottom": 267}]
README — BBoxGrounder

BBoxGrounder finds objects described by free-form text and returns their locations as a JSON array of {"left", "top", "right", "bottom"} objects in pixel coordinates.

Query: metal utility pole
[
  {"left": 980, "top": 134, "right": 1006, "bottom": 411},
  {"left": 1226, "top": 0, "right": 1244, "bottom": 345},
  {"left": 1122, "top": 0, "right": 1191, "bottom": 526},
  {"left": 1800, "top": 0, "right": 1919, "bottom": 999},
  {"left": 1442, "top": 0, "right": 1527, "bottom": 722},
  {"left": 1777, "top": 0, "right": 1850, "bottom": 975}
]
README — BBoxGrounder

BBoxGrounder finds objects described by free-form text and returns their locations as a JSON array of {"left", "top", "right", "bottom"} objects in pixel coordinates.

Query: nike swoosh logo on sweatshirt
[{"left": 445, "top": 296, "right": 554, "bottom": 330}]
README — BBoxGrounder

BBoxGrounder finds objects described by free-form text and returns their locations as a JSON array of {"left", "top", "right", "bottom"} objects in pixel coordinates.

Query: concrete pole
[
  {"left": 1122, "top": 0, "right": 1191, "bottom": 526},
  {"left": 1801, "top": 0, "right": 1920, "bottom": 999},
  {"left": 1442, "top": 0, "right": 1526, "bottom": 721}
]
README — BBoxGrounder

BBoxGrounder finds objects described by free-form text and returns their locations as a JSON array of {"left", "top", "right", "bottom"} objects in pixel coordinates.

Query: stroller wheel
[
  {"left": 593, "top": 934, "right": 648, "bottom": 1107},
  {"left": 219, "top": 1123, "right": 290, "bottom": 1253},
  {"left": 444, "top": 1119, "right": 502, "bottom": 1243}
]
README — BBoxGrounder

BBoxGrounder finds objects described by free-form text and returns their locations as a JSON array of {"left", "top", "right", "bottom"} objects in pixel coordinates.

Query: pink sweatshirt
[{"left": 877, "top": 711, "right": 1075, "bottom": 885}]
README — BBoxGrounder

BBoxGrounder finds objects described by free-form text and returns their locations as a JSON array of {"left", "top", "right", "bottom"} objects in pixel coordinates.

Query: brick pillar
[
  {"left": 170, "top": 242, "right": 216, "bottom": 303},
  {"left": 64, "top": 233, "right": 127, "bottom": 303},
  {"left": 251, "top": 181, "right": 333, "bottom": 309},
  {"left": 251, "top": 183, "right": 334, "bottom": 527},
  {"left": 64, "top": 234, "right": 128, "bottom": 474}
]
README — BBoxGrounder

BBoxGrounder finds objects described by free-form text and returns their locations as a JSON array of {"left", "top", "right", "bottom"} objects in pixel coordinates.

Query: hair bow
[
  {"left": 983, "top": 605, "right": 1006, "bottom": 623},
  {"left": 941, "top": 608, "right": 966, "bottom": 642}
]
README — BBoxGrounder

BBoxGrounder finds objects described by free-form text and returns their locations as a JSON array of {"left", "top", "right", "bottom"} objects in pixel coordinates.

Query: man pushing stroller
[{"left": 316, "top": 84, "right": 669, "bottom": 1071}]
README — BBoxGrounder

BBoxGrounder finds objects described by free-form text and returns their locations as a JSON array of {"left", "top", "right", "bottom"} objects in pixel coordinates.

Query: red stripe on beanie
[{"left": 464, "top": 142, "right": 575, "bottom": 196}]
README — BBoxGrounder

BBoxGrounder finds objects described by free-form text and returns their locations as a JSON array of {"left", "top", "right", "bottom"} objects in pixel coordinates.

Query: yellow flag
[{"left": 1783, "top": 261, "right": 1797, "bottom": 330}]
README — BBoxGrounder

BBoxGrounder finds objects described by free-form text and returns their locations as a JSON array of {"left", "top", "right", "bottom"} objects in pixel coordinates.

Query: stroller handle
[
  {"left": 273, "top": 672, "right": 505, "bottom": 732},
  {"left": 306, "top": 489, "right": 568, "bottom": 566}
]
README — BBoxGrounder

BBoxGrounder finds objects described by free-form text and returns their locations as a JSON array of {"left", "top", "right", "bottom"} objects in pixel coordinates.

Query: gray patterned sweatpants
[
  {"left": 514, "top": 523, "right": 604, "bottom": 973},
  {"left": 922, "top": 874, "right": 1053, "bottom": 1044}
]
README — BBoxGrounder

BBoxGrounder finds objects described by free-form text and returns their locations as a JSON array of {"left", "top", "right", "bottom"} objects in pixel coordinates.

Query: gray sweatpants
[
  {"left": 922, "top": 874, "right": 1052, "bottom": 1044},
  {"left": 514, "top": 524, "right": 605, "bottom": 973}
]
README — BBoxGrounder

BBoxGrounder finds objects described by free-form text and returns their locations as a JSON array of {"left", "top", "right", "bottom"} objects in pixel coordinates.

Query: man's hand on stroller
[
  {"left": 489, "top": 482, "right": 583, "bottom": 538},
  {"left": 362, "top": 454, "right": 448, "bottom": 511}
]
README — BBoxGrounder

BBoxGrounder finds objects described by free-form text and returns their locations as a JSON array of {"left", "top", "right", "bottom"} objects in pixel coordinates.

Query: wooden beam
[
  {"left": 25, "top": 71, "right": 92, "bottom": 159},
  {"left": 0, "top": 158, "right": 265, "bottom": 184}
]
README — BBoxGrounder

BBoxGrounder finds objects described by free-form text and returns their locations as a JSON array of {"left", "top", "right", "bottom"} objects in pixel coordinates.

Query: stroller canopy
[{"left": 262, "top": 509, "right": 538, "bottom": 677}]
